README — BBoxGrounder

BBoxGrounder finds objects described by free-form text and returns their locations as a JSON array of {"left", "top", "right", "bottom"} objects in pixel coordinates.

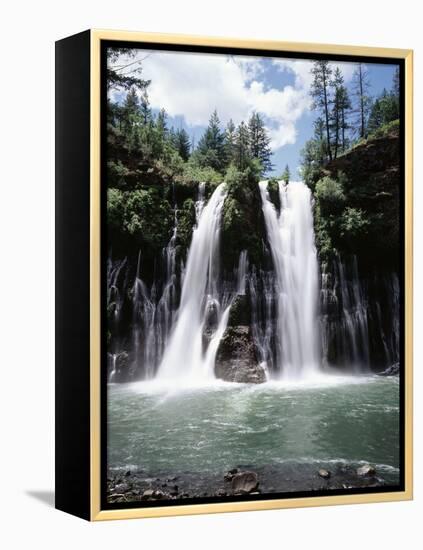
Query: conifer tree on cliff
[
  {"left": 310, "top": 61, "right": 333, "bottom": 161},
  {"left": 352, "top": 63, "right": 371, "bottom": 139},
  {"left": 330, "top": 67, "right": 351, "bottom": 157},
  {"left": 248, "top": 112, "right": 273, "bottom": 174},
  {"left": 196, "top": 110, "right": 227, "bottom": 172},
  {"left": 234, "top": 121, "right": 251, "bottom": 171},
  {"left": 225, "top": 119, "right": 237, "bottom": 165}
]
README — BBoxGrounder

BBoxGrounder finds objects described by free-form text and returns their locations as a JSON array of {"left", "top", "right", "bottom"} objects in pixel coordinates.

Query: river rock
[
  {"left": 318, "top": 468, "right": 331, "bottom": 479},
  {"left": 204, "top": 298, "right": 219, "bottom": 332},
  {"left": 140, "top": 488, "right": 155, "bottom": 500},
  {"left": 112, "top": 351, "right": 129, "bottom": 382},
  {"left": 215, "top": 326, "right": 267, "bottom": 384},
  {"left": 224, "top": 468, "right": 239, "bottom": 481},
  {"left": 377, "top": 363, "right": 400, "bottom": 376},
  {"left": 231, "top": 471, "right": 259, "bottom": 494},
  {"left": 357, "top": 464, "right": 376, "bottom": 477}
]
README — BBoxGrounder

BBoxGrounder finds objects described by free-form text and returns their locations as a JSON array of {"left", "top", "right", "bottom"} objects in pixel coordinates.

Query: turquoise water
[{"left": 107, "top": 374, "right": 400, "bottom": 483}]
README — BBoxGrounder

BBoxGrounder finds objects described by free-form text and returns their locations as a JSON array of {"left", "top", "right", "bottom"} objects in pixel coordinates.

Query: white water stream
[{"left": 259, "top": 180, "right": 320, "bottom": 380}]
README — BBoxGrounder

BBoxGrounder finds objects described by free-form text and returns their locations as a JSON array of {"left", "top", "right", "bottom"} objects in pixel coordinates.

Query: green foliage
[
  {"left": 195, "top": 110, "right": 227, "bottom": 172},
  {"left": 181, "top": 159, "right": 222, "bottom": 185},
  {"left": 225, "top": 119, "right": 237, "bottom": 165},
  {"left": 248, "top": 112, "right": 273, "bottom": 174},
  {"left": 315, "top": 176, "right": 346, "bottom": 210},
  {"left": 225, "top": 159, "right": 262, "bottom": 188},
  {"left": 267, "top": 179, "right": 281, "bottom": 212},
  {"left": 329, "top": 67, "right": 352, "bottom": 156},
  {"left": 107, "top": 188, "right": 125, "bottom": 233},
  {"left": 172, "top": 128, "right": 191, "bottom": 161},
  {"left": 313, "top": 202, "right": 333, "bottom": 259},
  {"left": 368, "top": 90, "right": 399, "bottom": 134},
  {"left": 106, "top": 48, "right": 150, "bottom": 91},
  {"left": 176, "top": 198, "right": 196, "bottom": 250},
  {"left": 281, "top": 164, "right": 290, "bottom": 184},
  {"left": 233, "top": 121, "right": 251, "bottom": 172},
  {"left": 340, "top": 207, "right": 369, "bottom": 238},
  {"left": 220, "top": 163, "right": 264, "bottom": 269},
  {"left": 107, "top": 187, "right": 173, "bottom": 251},
  {"left": 310, "top": 60, "right": 333, "bottom": 160}
]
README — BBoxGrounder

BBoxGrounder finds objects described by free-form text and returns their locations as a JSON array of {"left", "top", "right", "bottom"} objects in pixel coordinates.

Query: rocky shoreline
[{"left": 107, "top": 461, "right": 397, "bottom": 504}]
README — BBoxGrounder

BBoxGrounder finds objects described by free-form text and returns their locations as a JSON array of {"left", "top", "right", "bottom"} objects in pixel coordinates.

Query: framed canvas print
[{"left": 55, "top": 29, "right": 413, "bottom": 521}]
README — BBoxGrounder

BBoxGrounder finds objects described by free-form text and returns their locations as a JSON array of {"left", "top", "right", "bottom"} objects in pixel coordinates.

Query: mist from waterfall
[
  {"left": 157, "top": 183, "right": 230, "bottom": 383},
  {"left": 259, "top": 180, "right": 320, "bottom": 380}
]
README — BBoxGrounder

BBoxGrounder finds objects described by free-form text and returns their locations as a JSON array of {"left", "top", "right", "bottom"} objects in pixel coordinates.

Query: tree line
[
  {"left": 107, "top": 52, "right": 274, "bottom": 188},
  {"left": 305, "top": 61, "right": 400, "bottom": 167}
]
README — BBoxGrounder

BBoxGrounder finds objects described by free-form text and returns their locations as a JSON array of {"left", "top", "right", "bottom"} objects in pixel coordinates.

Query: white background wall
[{"left": 0, "top": 1, "right": 420, "bottom": 547}]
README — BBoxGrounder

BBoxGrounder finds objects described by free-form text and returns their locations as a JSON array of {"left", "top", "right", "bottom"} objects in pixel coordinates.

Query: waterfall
[
  {"left": 236, "top": 250, "right": 249, "bottom": 295},
  {"left": 259, "top": 180, "right": 320, "bottom": 380},
  {"left": 132, "top": 251, "right": 157, "bottom": 379},
  {"left": 195, "top": 181, "right": 206, "bottom": 222},
  {"left": 157, "top": 183, "right": 229, "bottom": 383},
  {"left": 320, "top": 255, "right": 370, "bottom": 371},
  {"left": 249, "top": 268, "right": 275, "bottom": 371}
]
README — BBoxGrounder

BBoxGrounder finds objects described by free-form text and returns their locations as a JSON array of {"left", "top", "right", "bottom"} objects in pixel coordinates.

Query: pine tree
[
  {"left": 248, "top": 112, "right": 273, "bottom": 174},
  {"left": 339, "top": 85, "right": 352, "bottom": 152},
  {"left": 156, "top": 108, "right": 168, "bottom": 138},
  {"left": 281, "top": 164, "right": 290, "bottom": 184},
  {"left": 139, "top": 88, "right": 152, "bottom": 125},
  {"left": 367, "top": 98, "right": 384, "bottom": 133},
  {"left": 329, "top": 68, "right": 351, "bottom": 157},
  {"left": 120, "top": 88, "right": 141, "bottom": 154},
  {"left": 352, "top": 63, "right": 371, "bottom": 139},
  {"left": 225, "top": 119, "right": 237, "bottom": 165},
  {"left": 174, "top": 128, "right": 191, "bottom": 161},
  {"left": 196, "top": 110, "right": 227, "bottom": 172},
  {"left": 313, "top": 117, "right": 327, "bottom": 166},
  {"left": 234, "top": 121, "right": 251, "bottom": 171},
  {"left": 310, "top": 61, "right": 333, "bottom": 161},
  {"left": 391, "top": 67, "right": 400, "bottom": 119},
  {"left": 368, "top": 88, "right": 399, "bottom": 133}
]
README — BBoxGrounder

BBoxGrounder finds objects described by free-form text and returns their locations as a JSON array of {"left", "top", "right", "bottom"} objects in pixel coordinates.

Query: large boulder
[
  {"left": 231, "top": 471, "right": 259, "bottom": 494},
  {"left": 228, "top": 295, "right": 250, "bottom": 326},
  {"left": 357, "top": 464, "right": 376, "bottom": 477},
  {"left": 215, "top": 326, "right": 267, "bottom": 384}
]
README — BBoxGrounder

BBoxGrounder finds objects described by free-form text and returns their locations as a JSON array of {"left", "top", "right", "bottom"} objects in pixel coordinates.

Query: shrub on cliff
[
  {"left": 340, "top": 207, "right": 369, "bottom": 238},
  {"left": 107, "top": 187, "right": 173, "bottom": 252},
  {"left": 315, "top": 176, "right": 346, "bottom": 211},
  {"left": 221, "top": 162, "right": 264, "bottom": 271},
  {"left": 181, "top": 159, "right": 222, "bottom": 185}
]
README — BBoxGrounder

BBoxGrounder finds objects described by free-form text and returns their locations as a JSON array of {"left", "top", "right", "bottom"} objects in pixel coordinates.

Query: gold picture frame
[{"left": 55, "top": 29, "right": 413, "bottom": 521}]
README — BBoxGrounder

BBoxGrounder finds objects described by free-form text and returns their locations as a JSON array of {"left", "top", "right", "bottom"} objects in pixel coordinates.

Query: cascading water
[
  {"left": 107, "top": 180, "right": 399, "bottom": 385},
  {"left": 249, "top": 268, "right": 275, "bottom": 372},
  {"left": 157, "top": 183, "right": 229, "bottom": 383},
  {"left": 259, "top": 180, "right": 320, "bottom": 380}
]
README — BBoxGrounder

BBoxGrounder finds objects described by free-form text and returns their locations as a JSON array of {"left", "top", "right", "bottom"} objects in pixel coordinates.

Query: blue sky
[{"left": 109, "top": 50, "right": 398, "bottom": 177}]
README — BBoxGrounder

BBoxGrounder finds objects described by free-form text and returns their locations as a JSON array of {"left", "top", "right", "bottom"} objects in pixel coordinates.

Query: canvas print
[{"left": 104, "top": 44, "right": 403, "bottom": 507}]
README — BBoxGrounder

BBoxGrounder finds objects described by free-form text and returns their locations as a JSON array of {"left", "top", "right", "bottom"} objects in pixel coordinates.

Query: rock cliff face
[
  {"left": 324, "top": 128, "right": 400, "bottom": 269},
  {"left": 315, "top": 127, "right": 401, "bottom": 371}
]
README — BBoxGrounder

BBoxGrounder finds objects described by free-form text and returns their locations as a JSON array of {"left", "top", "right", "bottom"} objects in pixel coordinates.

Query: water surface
[{"left": 108, "top": 374, "right": 400, "bottom": 484}]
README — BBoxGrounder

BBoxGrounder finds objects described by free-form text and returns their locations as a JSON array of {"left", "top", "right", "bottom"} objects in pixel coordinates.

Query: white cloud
[
  {"left": 110, "top": 50, "right": 314, "bottom": 152},
  {"left": 272, "top": 59, "right": 315, "bottom": 90},
  {"left": 268, "top": 122, "right": 297, "bottom": 149}
]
